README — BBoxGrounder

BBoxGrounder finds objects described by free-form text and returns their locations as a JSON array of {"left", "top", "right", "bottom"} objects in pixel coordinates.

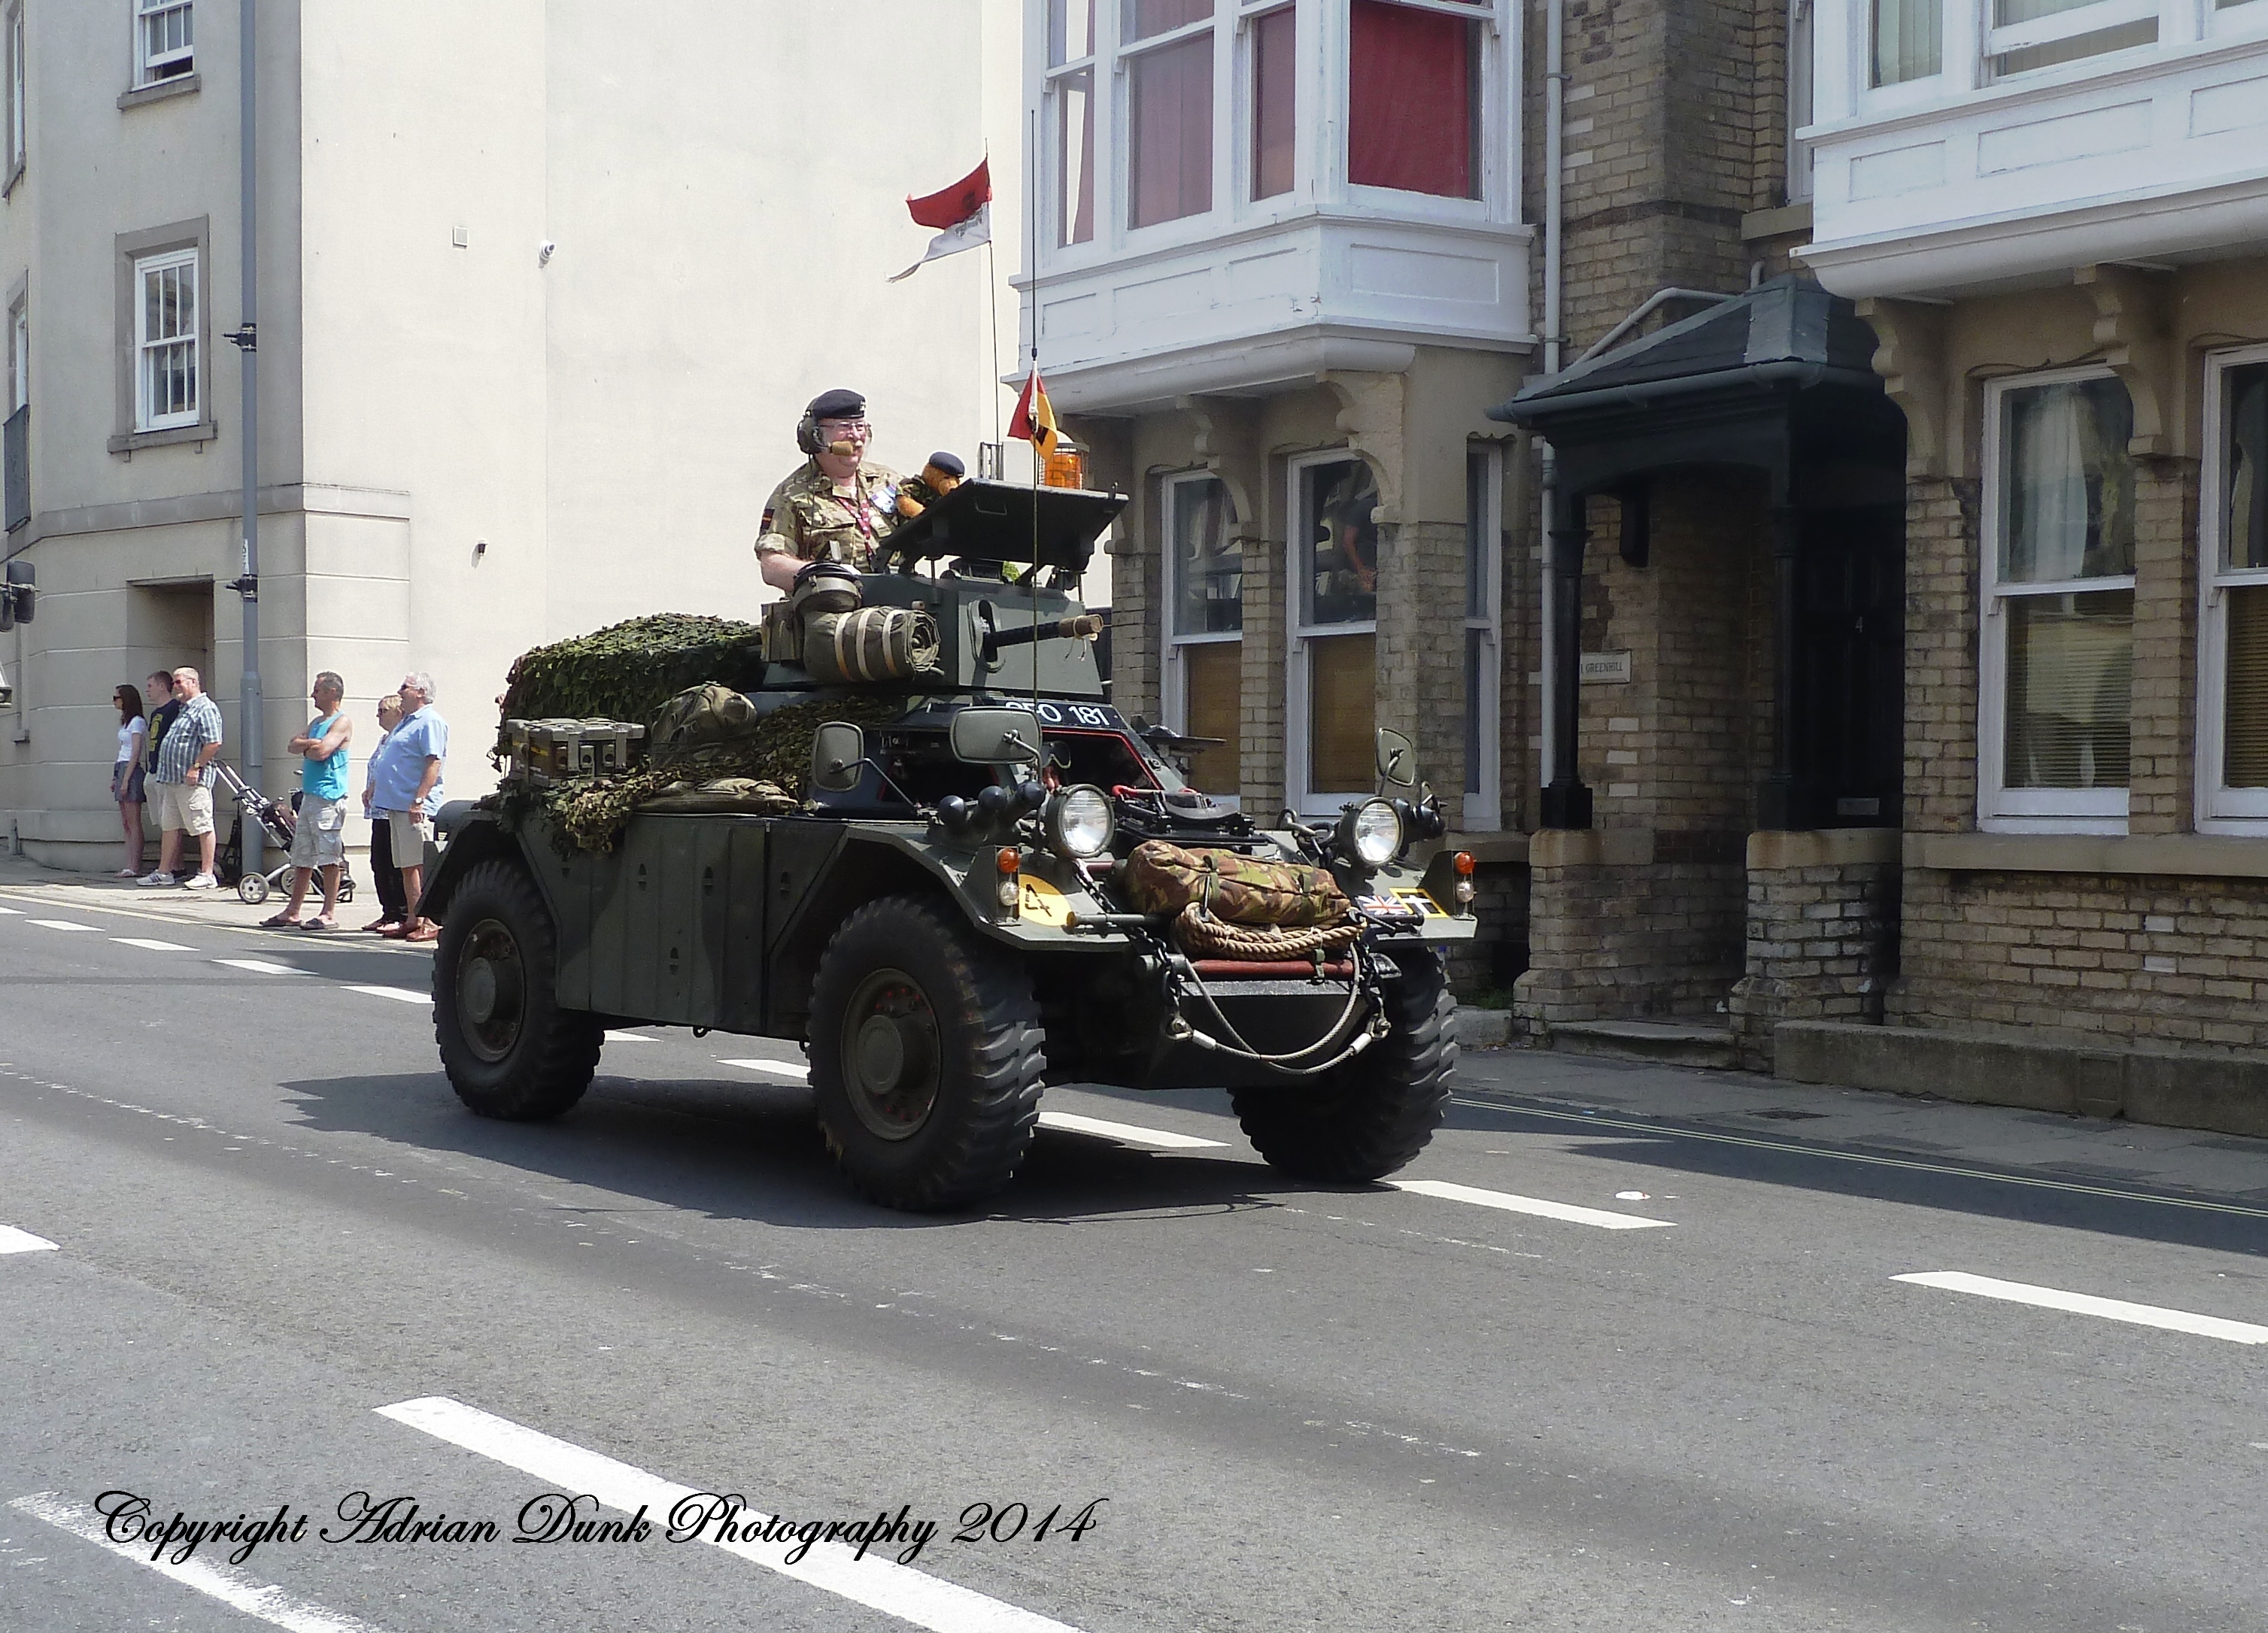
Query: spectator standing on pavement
[
  {"left": 142, "top": 667, "right": 223, "bottom": 890},
  {"left": 264, "top": 671, "right": 354, "bottom": 930},
  {"left": 110, "top": 684, "right": 149, "bottom": 878},
  {"left": 369, "top": 671, "right": 447, "bottom": 942},
  {"left": 143, "top": 670, "right": 181, "bottom": 779},
  {"left": 361, "top": 692, "right": 408, "bottom": 933}
]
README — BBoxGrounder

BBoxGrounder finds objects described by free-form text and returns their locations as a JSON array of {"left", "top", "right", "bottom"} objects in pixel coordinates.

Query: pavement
[{"left": 2, "top": 854, "right": 2264, "bottom": 1631}]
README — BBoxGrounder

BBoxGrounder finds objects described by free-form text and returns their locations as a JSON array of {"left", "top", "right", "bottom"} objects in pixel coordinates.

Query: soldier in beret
[
  {"left": 754, "top": 388, "right": 903, "bottom": 591},
  {"left": 895, "top": 449, "right": 967, "bottom": 521}
]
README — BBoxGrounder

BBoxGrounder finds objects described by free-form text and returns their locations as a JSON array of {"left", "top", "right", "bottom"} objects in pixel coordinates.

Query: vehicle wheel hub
[
  {"left": 457, "top": 918, "right": 526, "bottom": 1063},
  {"left": 840, "top": 971, "right": 940, "bottom": 1141}
]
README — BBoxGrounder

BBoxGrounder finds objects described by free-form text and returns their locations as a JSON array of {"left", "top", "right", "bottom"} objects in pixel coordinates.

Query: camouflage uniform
[{"left": 755, "top": 458, "right": 903, "bottom": 572}]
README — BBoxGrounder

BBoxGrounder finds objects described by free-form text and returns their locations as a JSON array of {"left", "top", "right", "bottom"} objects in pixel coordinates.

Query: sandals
[
  {"left": 301, "top": 917, "right": 338, "bottom": 932},
  {"left": 402, "top": 923, "right": 440, "bottom": 942},
  {"left": 365, "top": 918, "right": 402, "bottom": 934},
  {"left": 258, "top": 912, "right": 304, "bottom": 930}
]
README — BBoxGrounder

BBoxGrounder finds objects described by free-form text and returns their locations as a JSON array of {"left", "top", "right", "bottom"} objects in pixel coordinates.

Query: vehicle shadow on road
[
  {"left": 278, "top": 1069, "right": 1309, "bottom": 1231},
  {"left": 1510, "top": 1123, "right": 2268, "bottom": 1257}
]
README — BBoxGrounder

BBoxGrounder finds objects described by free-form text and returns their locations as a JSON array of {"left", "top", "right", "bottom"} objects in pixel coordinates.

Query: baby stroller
[{"left": 210, "top": 761, "right": 357, "bottom": 907}]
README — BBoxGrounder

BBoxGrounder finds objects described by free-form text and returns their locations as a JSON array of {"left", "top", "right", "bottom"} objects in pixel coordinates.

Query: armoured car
[{"left": 421, "top": 481, "right": 1478, "bottom": 1210}]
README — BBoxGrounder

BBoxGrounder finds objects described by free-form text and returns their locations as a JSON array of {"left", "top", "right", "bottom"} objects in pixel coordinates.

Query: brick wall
[
  {"left": 1516, "top": 836, "right": 1747, "bottom": 1029},
  {"left": 1730, "top": 839, "right": 1900, "bottom": 1068},
  {"left": 1902, "top": 477, "right": 1980, "bottom": 833},
  {"left": 2130, "top": 458, "right": 2201, "bottom": 835},
  {"left": 1377, "top": 518, "right": 1473, "bottom": 828},
  {"left": 1894, "top": 870, "right": 2268, "bottom": 1052}
]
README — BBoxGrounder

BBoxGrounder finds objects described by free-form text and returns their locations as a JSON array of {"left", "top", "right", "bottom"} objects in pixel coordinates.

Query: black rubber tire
[
  {"left": 807, "top": 894, "right": 1046, "bottom": 1211},
  {"left": 1229, "top": 948, "right": 1456, "bottom": 1182},
  {"left": 433, "top": 857, "right": 603, "bottom": 1122}
]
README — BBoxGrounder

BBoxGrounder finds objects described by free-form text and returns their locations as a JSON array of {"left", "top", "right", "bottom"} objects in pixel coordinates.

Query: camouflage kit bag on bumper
[{"left": 1116, "top": 839, "right": 1351, "bottom": 928}]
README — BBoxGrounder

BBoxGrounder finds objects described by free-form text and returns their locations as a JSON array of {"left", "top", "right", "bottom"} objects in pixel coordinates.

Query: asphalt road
[{"left": 2, "top": 883, "right": 2263, "bottom": 1632}]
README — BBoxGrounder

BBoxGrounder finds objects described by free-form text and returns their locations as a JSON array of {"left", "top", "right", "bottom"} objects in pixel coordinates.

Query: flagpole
[
  {"left": 983, "top": 237, "right": 1003, "bottom": 454},
  {"left": 1029, "top": 108, "right": 1043, "bottom": 711}
]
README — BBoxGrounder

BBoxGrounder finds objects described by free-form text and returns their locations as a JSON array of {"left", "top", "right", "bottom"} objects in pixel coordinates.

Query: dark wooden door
[{"left": 1792, "top": 504, "right": 1904, "bottom": 827}]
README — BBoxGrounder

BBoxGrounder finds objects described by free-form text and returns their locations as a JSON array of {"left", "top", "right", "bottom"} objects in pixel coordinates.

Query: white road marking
[
  {"left": 1893, "top": 1270, "right": 2268, "bottom": 1345},
  {"left": 376, "top": 1396, "right": 1084, "bottom": 1633},
  {"left": 213, "top": 958, "right": 312, "bottom": 976},
  {"left": 344, "top": 985, "right": 430, "bottom": 1005},
  {"left": 1037, "top": 1111, "right": 1228, "bottom": 1150},
  {"left": 0, "top": 902, "right": 22, "bottom": 912},
  {"left": 721, "top": 1057, "right": 808, "bottom": 1080},
  {"left": 605, "top": 1030, "right": 656, "bottom": 1043},
  {"left": 10, "top": 1492, "right": 390, "bottom": 1633},
  {"left": 28, "top": 919, "right": 98, "bottom": 933},
  {"left": 0, "top": 1225, "right": 59, "bottom": 1254},
  {"left": 1389, "top": 1178, "right": 1677, "bottom": 1230},
  {"left": 113, "top": 936, "right": 196, "bottom": 952}
]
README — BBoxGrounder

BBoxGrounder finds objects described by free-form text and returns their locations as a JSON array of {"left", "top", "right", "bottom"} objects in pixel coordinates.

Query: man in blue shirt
[
  {"left": 369, "top": 670, "right": 448, "bottom": 941},
  {"left": 266, "top": 670, "right": 355, "bottom": 930}
]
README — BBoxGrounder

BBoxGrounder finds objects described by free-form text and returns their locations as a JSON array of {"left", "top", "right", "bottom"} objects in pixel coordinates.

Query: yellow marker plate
[
  {"left": 1388, "top": 888, "right": 1444, "bottom": 917},
  {"left": 1014, "top": 874, "right": 1075, "bottom": 927}
]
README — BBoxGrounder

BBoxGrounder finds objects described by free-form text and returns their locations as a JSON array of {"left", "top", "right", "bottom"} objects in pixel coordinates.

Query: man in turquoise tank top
[{"left": 266, "top": 670, "right": 356, "bottom": 930}]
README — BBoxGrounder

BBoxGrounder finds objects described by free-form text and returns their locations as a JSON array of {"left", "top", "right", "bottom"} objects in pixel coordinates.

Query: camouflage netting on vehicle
[
  {"left": 494, "top": 614, "right": 770, "bottom": 751},
  {"left": 503, "top": 691, "right": 905, "bottom": 855}
]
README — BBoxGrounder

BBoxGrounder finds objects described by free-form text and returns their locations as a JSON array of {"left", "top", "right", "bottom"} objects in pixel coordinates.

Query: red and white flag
[{"left": 890, "top": 158, "right": 992, "bottom": 283}]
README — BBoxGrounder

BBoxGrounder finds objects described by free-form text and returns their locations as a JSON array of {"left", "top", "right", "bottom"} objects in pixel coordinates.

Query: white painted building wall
[{"left": 1, "top": 0, "right": 1030, "bottom": 869}]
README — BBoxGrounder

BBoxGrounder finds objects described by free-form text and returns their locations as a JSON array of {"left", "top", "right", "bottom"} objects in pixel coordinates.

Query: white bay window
[
  {"left": 1161, "top": 472, "right": 1243, "bottom": 798},
  {"left": 1978, "top": 370, "right": 2136, "bottom": 831},
  {"left": 2197, "top": 347, "right": 2268, "bottom": 829}
]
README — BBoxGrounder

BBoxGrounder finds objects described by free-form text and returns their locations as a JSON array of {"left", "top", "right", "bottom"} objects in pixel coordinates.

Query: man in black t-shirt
[{"left": 143, "top": 670, "right": 181, "bottom": 774}]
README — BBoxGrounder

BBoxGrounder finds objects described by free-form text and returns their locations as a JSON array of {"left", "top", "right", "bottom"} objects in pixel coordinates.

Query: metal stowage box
[{"left": 503, "top": 718, "right": 645, "bottom": 784}]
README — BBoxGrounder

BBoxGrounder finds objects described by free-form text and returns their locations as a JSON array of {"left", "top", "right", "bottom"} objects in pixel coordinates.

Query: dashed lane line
[
  {"left": 27, "top": 919, "right": 99, "bottom": 933},
  {"left": 1389, "top": 1177, "right": 1676, "bottom": 1230},
  {"left": 1037, "top": 1110, "right": 1228, "bottom": 1150},
  {"left": 1894, "top": 1270, "right": 2268, "bottom": 1345},
  {"left": 10, "top": 1492, "right": 390, "bottom": 1633},
  {"left": 604, "top": 1030, "right": 657, "bottom": 1043},
  {"left": 344, "top": 985, "right": 429, "bottom": 1005},
  {"left": 377, "top": 1396, "right": 1085, "bottom": 1633},
  {"left": 112, "top": 936, "right": 196, "bottom": 952},
  {"left": 0, "top": 903, "right": 20, "bottom": 912},
  {"left": 213, "top": 958, "right": 313, "bottom": 976},
  {"left": 0, "top": 1225, "right": 59, "bottom": 1255},
  {"left": 719, "top": 1057, "right": 808, "bottom": 1080}
]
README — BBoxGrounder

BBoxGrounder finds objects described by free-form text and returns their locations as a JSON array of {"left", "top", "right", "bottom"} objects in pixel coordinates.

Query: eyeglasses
[{"left": 818, "top": 419, "right": 870, "bottom": 436}]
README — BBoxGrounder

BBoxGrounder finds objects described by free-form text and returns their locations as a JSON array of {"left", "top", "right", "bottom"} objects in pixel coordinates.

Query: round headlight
[
  {"left": 1340, "top": 798, "right": 1403, "bottom": 868},
  {"left": 1046, "top": 784, "right": 1115, "bottom": 859}
]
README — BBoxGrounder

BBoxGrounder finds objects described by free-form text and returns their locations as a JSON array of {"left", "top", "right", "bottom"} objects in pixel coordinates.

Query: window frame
[
  {"left": 1285, "top": 448, "right": 1381, "bottom": 815},
  {"left": 1462, "top": 443, "right": 1502, "bottom": 831},
  {"left": 2195, "top": 341, "right": 2268, "bottom": 831},
  {"left": 1976, "top": 364, "right": 2136, "bottom": 833},
  {"left": 8, "top": 284, "right": 25, "bottom": 414},
  {"left": 111, "top": 217, "right": 212, "bottom": 454},
  {"left": 1159, "top": 469, "right": 1244, "bottom": 806},
  {"left": 133, "top": 0, "right": 193, "bottom": 89},
  {"left": 132, "top": 247, "right": 199, "bottom": 433},
  {"left": 1117, "top": 2, "right": 1219, "bottom": 235},
  {"left": 4, "top": 1, "right": 24, "bottom": 193},
  {"left": 1981, "top": 0, "right": 2159, "bottom": 81}
]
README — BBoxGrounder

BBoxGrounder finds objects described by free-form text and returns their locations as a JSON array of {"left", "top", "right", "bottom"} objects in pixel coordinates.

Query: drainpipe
[
  {"left": 229, "top": 0, "right": 263, "bottom": 882},
  {"left": 1536, "top": 0, "right": 1567, "bottom": 807}
]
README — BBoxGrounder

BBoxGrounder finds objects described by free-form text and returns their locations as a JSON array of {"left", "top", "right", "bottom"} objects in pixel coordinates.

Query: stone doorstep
[
  {"left": 1775, "top": 1020, "right": 2268, "bottom": 1140},
  {"left": 1547, "top": 1018, "right": 1738, "bottom": 1070}
]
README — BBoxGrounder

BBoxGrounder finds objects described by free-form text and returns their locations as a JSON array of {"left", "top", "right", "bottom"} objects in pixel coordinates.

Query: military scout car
[{"left": 421, "top": 481, "right": 1477, "bottom": 1211}]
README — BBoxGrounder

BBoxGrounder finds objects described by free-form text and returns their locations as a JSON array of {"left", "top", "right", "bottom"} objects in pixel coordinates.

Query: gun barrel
[{"left": 987, "top": 613, "right": 1104, "bottom": 654}]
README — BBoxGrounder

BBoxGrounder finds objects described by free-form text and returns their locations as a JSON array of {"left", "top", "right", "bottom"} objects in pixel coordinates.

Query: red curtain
[
  {"left": 1129, "top": 33, "right": 1213, "bottom": 227},
  {"left": 1251, "top": 7, "right": 1296, "bottom": 199},
  {"left": 1349, "top": 1, "right": 1476, "bottom": 199}
]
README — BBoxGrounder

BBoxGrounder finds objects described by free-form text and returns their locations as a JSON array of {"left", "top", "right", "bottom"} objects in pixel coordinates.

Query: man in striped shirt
[{"left": 142, "top": 666, "right": 224, "bottom": 890}]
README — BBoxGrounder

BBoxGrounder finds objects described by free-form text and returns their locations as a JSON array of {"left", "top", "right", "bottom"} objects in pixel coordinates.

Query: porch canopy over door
[{"left": 1489, "top": 275, "right": 1905, "bottom": 830}]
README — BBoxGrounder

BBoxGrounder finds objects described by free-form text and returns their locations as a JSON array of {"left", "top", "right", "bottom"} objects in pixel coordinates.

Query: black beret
[
  {"left": 925, "top": 451, "right": 967, "bottom": 478},
  {"left": 806, "top": 388, "right": 867, "bottom": 420}
]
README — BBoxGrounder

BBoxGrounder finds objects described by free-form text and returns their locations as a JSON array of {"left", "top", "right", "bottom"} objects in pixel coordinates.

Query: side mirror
[
  {"left": 1375, "top": 727, "right": 1417, "bottom": 788},
  {"left": 810, "top": 721, "right": 867, "bottom": 793},
  {"left": 949, "top": 706, "right": 1042, "bottom": 766}
]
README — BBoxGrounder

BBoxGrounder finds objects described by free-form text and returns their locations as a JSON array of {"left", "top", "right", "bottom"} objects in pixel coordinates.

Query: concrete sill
[
  {"left": 1441, "top": 831, "right": 1528, "bottom": 866},
  {"left": 1741, "top": 201, "right": 1813, "bottom": 241},
  {"left": 1905, "top": 830, "right": 2268, "bottom": 881},
  {"left": 108, "top": 422, "right": 217, "bottom": 457},
  {"left": 118, "top": 73, "right": 199, "bottom": 111}
]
